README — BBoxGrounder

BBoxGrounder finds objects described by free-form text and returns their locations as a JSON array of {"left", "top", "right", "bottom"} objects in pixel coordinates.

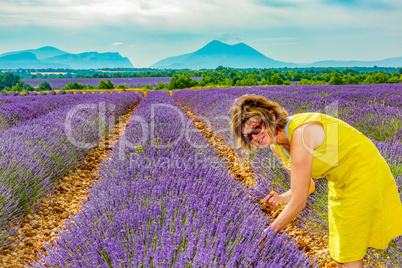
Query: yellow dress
[{"left": 272, "top": 112, "right": 402, "bottom": 263}]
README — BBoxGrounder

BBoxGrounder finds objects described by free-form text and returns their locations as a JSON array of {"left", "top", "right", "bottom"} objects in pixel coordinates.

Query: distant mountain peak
[
  {"left": 0, "top": 47, "right": 133, "bottom": 69},
  {"left": 37, "top": 46, "right": 63, "bottom": 50},
  {"left": 151, "top": 40, "right": 286, "bottom": 69},
  {"left": 208, "top": 40, "right": 225, "bottom": 45},
  {"left": 199, "top": 40, "right": 229, "bottom": 50},
  {"left": 0, "top": 52, "right": 38, "bottom": 61},
  {"left": 196, "top": 40, "right": 267, "bottom": 57},
  {"left": 0, "top": 46, "right": 68, "bottom": 60},
  {"left": 202, "top": 40, "right": 248, "bottom": 49}
]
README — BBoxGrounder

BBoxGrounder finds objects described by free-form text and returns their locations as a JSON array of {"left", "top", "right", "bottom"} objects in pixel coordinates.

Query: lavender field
[
  {"left": 33, "top": 91, "right": 315, "bottom": 267},
  {"left": 172, "top": 83, "right": 402, "bottom": 266},
  {"left": 0, "top": 83, "right": 401, "bottom": 267},
  {"left": 0, "top": 92, "right": 142, "bottom": 249},
  {"left": 22, "top": 77, "right": 202, "bottom": 89}
]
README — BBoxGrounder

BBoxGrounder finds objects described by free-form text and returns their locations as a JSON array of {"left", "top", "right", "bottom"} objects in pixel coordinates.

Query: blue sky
[{"left": 1, "top": 0, "right": 401, "bottom": 67}]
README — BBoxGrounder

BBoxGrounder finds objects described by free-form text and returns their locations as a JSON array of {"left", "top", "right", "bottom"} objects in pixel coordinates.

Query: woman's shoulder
[
  {"left": 287, "top": 113, "right": 328, "bottom": 141},
  {"left": 290, "top": 112, "right": 325, "bottom": 118},
  {"left": 290, "top": 123, "right": 325, "bottom": 151},
  {"left": 289, "top": 112, "right": 338, "bottom": 125}
]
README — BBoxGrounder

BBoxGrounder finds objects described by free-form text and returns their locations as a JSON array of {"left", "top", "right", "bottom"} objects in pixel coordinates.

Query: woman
[{"left": 230, "top": 94, "right": 402, "bottom": 268}]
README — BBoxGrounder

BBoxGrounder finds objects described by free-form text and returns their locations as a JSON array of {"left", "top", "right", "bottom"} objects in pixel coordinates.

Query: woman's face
[{"left": 242, "top": 118, "right": 273, "bottom": 148}]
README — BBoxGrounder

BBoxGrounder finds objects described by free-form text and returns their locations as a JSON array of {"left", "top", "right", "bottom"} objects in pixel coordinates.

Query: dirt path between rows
[
  {"left": 180, "top": 105, "right": 339, "bottom": 268},
  {"left": 0, "top": 104, "right": 138, "bottom": 267}
]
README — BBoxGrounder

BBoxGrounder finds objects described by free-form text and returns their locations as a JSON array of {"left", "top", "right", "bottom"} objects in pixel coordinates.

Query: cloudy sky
[{"left": 1, "top": 0, "right": 402, "bottom": 67}]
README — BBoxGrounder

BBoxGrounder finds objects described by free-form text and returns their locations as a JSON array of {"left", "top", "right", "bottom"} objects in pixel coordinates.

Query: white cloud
[
  {"left": 112, "top": 42, "right": 123, "bottom": 46},
  {"left": 0, "top": 0, "right": 401, "bottom": 33},
  {"left": 219, "top": 32, "right": 242, "bottom": 42}
]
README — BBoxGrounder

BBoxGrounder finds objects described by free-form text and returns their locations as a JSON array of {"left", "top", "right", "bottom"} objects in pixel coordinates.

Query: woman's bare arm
[
  {"left": 269, "top": 123, "right": 324, "bottom": 232},
  {"left": 268, "top": 145, "right": 315, "bottom": 207}
]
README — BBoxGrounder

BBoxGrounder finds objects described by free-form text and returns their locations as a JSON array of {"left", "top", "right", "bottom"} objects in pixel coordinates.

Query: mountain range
[
  {"left": 151, "top": 40, "right": 402, "bottom": 69},
  {"left": 1, "top": 42, "right": 401, "bottom": 70},
  {"left": 0, "top": 47, "right": 133, "bottom": 69}
]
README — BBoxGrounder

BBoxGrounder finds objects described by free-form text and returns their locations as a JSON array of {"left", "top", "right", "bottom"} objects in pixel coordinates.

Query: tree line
[
  {"left": 1, "top": 67, "right": 402, "bottom": 92},
  {"left": 151, "top": 67, "right": 402, "bottom": 89},
  {"left": 36, "top": 66, "right": 402, "bottom": 87}
]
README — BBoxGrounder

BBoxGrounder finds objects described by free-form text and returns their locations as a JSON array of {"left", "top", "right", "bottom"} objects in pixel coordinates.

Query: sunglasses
[{"left": 243, "top": 122, "right": 263, "bottom": 143}]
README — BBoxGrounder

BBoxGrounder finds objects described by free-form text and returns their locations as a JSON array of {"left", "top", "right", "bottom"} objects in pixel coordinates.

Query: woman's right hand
[{"left": 262, "top": 191, "right": 284, "bottom": 210}]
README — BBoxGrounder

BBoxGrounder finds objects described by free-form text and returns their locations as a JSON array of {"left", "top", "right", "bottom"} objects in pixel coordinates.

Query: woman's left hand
[{"left": 262, "top": 191, "right": 284, "bottom": 210}]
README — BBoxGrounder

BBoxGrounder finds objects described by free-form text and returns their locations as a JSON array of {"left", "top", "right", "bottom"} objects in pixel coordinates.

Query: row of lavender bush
[
  {"left": 0, "top": 90, "right": 120, "bottom": 97},
  {"left": 33, "top": 91, "right": 316, "bottom": 267},
  {"left": 0, "top": 95, "right": 44, "bottom": 103},
  {"left": 0, "top": 94, "right": 112, "bottom": 131},
  {"left": 172, "top": 83, "right": 402, "bottom": 266},
  {"left": 0, "top": 92, "right": 142, "bottom": 250},
  {"left": 22, "top": 77, "right": 202, "bottom": 89}
]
